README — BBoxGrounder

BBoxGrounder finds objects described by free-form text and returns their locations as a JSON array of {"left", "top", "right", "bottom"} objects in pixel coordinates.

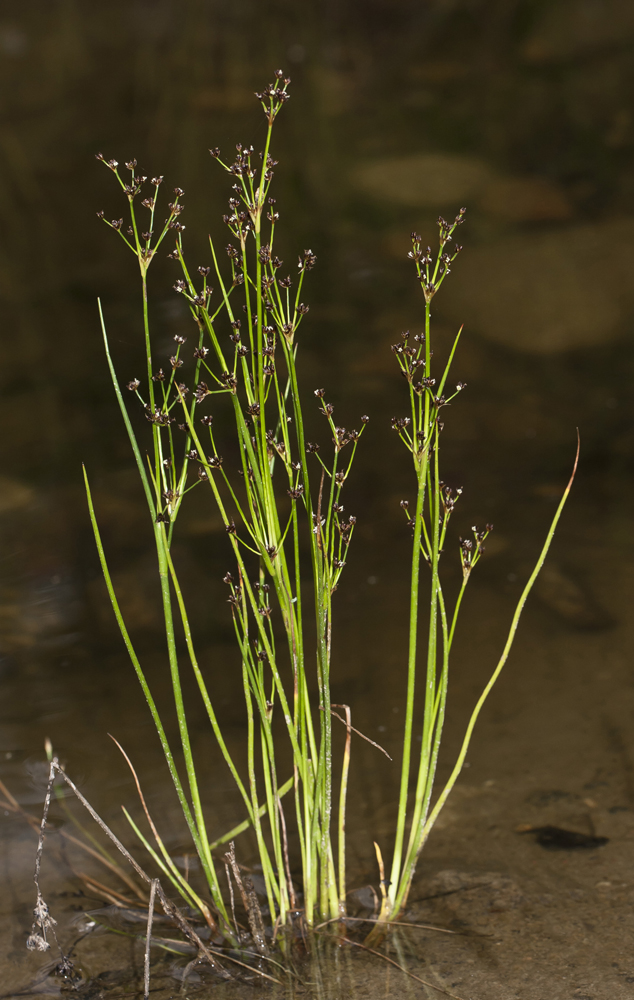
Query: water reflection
[{"left": 1, "top": 2, "right": 634, "bottom": 997}]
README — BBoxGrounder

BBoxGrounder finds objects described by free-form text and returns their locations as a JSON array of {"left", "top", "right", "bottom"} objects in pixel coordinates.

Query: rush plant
[{"left": 30, "top": 70, "right": 575, "bottom": 963}]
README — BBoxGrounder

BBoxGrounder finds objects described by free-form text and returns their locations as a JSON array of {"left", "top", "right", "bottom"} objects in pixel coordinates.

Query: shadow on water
[{"left": 1, "top": 1, "right": 634, "bottom": 997}]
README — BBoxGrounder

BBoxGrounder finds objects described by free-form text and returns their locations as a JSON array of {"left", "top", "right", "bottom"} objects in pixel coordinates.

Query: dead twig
[
  {"left": 225, "top": 842, "right": 269, "bottom": 956},
  {"left": 144, "top": 879, "right": 158, "bottom": 999},
  {"left": 0, "top": 775, "right": 146, "bottom": 901},
  {"left": 321, "top": 707, "right": 392, "bottom": 760},
  {"left": 314, "top": 915, "right": 460, "bottom": 934},
  {"left": 29, "top": 758, "right": 230, "bottom": 984},
  {"left": 334, "top": 934, "right": 466, "bottom": 1000}
]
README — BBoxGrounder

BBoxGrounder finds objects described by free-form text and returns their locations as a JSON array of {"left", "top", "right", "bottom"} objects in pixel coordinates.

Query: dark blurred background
[
  {"left": 4, "top": 6, "right": 634, "bottom": 990},
  {"left": 0, "top": 0, "right": 633, "bottom": 826}
]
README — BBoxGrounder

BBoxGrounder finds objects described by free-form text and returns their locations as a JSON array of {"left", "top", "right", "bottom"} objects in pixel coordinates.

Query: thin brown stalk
[
  {"left": 75, "top": 872, "right": 139, "bottom": 907},
  {"left": 108, "top": 734, "right": 217, "bottom": 930},
  {"left": 277, "top": 796, "right": 296, "bottom": 910},
  {"left": 144, "top": 879, "right": 158, "bottom": 999},
  {"left": 225, "top": 842, "right": 269, "bottom": 956},
  {"left": 1, "top": 776, "right": 147, "bottom": 901},
  {"left": 46, "top": 760, "right": 228, "bottom": 976},
  {"left": 313, "top": 915, "right": 459, "bottom": 934},
  {"left": 327, "top": 707, "right": 392, "bottom": 760},
  {"left": 224, "top": 862, "right": 240, "bottom": 940},
  {"left": 336, "top": 935, "right": 465, "bottom": 1000}
]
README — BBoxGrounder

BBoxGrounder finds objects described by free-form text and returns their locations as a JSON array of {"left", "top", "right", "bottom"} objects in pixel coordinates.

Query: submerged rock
[
  {"left": 354, "top": 153, "right": 492, "bottom": 208},
  {"left": 354, "top": 153, "right": 573, "bottom": 222},
  {"left": 522, "top": 0, "right": 634, "bottom": 63},
  {"left": 439, "top": 219, "right": 634, "bottom": 353},
  {"left": 0, "top": 476, "right": 33, "bottom": 515},
  {"left": 532, "top": 563, "right": 615, "bottom": 630}
]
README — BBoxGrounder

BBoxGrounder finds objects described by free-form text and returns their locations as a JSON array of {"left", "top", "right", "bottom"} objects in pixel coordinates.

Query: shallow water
[{"left": 1, "top": 2, "right": 634, "bottom": 998}]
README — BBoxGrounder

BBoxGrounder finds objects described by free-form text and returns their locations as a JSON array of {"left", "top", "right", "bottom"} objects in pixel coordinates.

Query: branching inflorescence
[{"left": 92, "top": 71, "right": 368, "bottom": 937}]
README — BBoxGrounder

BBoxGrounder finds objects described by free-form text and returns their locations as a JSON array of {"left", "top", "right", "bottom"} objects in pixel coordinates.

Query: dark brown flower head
[
  {"left": 298, "top": 249, "right": 317, "bottom": 271},
  {"left": 193, "top": 346, "right": 209, "bottom": 359},
  {"left": 127, "top": 378, "right": 140, "bottom": 391},
  {"left": 151, "top": 368, "right": 166, "bottom": 382},
  {"left": 297, "top": 302, "right": 309, "bottom": 315},
  {"left": 169, "top": 356, "right": 183, "bottom": 369},
  {"left": 391, "top": 416, "right": 411, "bottom": 432},
  {"left": 361, "top": 414, "right": 370, "bottom": 424},
  {"left": 200, "top": 414, "right": 213, "bottom": 426},
  {"left": 145, "top": 405, "right": 173, "bottom": 425},
  {"left": 173, "top": 280, "right": 187, "bottom": 293},
  {"left": 219, "top": 372, "right": 238, "bottom": 390},
  {"left": 194, "top": 382, "right": 210, "bottom": 403},
  {"left": 208, "top": 455, "right": 223, "bottom": 468},
  {"left": 306, "top": 442, "right": 320, "bottom": 453}
]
